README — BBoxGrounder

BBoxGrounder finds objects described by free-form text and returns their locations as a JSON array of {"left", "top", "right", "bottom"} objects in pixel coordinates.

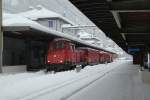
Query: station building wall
[
  {"left": 3, "top": 36, "right": 48, "bottom": 71},
  {"left": 3, "top": 36, "right": 26, "bottom": 66}
]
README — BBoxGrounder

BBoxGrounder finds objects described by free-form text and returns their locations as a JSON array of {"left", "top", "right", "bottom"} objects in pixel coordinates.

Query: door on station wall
[{"left": 26, "top": 41, "right": 48, "bottom": 71}]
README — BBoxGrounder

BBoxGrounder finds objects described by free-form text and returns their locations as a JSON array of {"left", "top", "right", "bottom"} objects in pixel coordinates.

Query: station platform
[{"left": 69, "top": 61, "right": 150, "bottom": 100}]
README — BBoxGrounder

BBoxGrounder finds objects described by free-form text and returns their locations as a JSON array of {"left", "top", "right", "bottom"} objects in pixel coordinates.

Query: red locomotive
[
  {"left": 45, "top": 38, "right": 114, "bottom": 72},
  {"left": 46, "top": 38, "right": 81, "bottom": 71}
]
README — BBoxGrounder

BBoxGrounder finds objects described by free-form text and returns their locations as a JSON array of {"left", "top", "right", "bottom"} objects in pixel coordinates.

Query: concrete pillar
[{"left": 0, "top": 0, "right": 3, "bottom": 73}]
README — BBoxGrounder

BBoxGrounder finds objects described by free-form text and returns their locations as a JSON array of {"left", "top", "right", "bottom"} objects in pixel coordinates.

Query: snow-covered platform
[
  {"left": 69, "top": 61, "right": 150, "bottom": 100},
  {"left": 0, "top": 60, "right": 149, "bottom": 100}
]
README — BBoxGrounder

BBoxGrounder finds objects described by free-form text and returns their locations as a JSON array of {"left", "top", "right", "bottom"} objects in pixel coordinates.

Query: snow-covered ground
[{"left": 0, "top": 60, "right": 129, "bottom": 100}]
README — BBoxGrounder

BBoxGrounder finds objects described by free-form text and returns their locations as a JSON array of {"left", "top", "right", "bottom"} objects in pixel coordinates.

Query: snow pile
[
  {"left": 2, "top": 65, "right": 26, "bottom": 74},
  {"left": 0, "top": 60, "right": 129, "bottom": 100},
  {"left": 19, "top": 5, "right": 75, "bottom": 25}
]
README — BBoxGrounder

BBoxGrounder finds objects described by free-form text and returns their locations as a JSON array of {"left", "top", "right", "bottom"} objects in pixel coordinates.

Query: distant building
[{"left": 19, "top": 5, "right": 75, "bottom": 32}]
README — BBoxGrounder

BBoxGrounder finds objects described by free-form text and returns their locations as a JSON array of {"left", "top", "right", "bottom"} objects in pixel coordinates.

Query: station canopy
[
  {"left": 69, "top": 0, "right": 150, "bottom": 53},
  {"left": 3, "top": 12, "right": 115, "bottom": 54}
]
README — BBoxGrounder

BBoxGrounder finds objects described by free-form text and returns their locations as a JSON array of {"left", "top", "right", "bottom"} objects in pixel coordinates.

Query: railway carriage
[
  {"left": 99, "top": 52, "right": 105, "bottom": 63},
  {"left": 77, "top": 47, "right": 100, "bottom": 66},
  {"left": 103, "top": 52, "right": 113, "bottom": 63}
]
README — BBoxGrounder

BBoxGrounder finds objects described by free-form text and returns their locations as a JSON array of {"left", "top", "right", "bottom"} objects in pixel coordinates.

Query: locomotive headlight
[
  {"left": 60, "top": 60, "right": 63, "bottom": 63},
  {"left": 48, "top": 60, "right": 50, "bottom": 62}
]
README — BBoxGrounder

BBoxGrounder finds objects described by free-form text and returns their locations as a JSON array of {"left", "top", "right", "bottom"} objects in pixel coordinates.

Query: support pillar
[
  {"left": 0, "top": 0, "right": 3, "bottom": 73},
  {"left": 147, "top": 52, "right": 150, "bottom": 71}
]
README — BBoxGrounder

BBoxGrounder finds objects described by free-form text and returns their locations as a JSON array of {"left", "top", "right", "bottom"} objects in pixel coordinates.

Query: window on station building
[{"left": 48, "top": 20, "right": 54, "bottom": 28}]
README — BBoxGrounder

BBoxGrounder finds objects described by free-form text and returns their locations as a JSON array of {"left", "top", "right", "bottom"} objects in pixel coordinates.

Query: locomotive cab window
[{"left": 55, "top": 42, "right": 64, "bottom": 49}]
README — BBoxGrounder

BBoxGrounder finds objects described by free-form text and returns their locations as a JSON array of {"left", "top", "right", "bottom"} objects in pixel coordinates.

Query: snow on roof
[
  {"left": 3, "top": 12, "right": 115, "bottom": 54},
  {"left": 3, "top": 12, "right": 42, "bottom": 27},
  {"left": 53, "top": 38, "right": 71, "bottom": 42},
  {"left": 77, "top": 30, "right": 92, "bottom": 39},
  {"left": 19, "top": 5, "right": 75, "bottom": 25},
  {"left": 77, "top": 30, "right": 100, "bottom": 41},
  {"left": 61, "top": 24, "right": 83, "bottom": 29},
  {"left": 84, "top": 40, "right": 96, "bottom": 44},
  {"left": 77, "top": 47, "right": 99, "bottom": 51},
  {"left": 105, "top": 47, "right": 114, "bottom": 52},
  {"left": 61, "top": 24, "right": 73, "bottom": 28}
]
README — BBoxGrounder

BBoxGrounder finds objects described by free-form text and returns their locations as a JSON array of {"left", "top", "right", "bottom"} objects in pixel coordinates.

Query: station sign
[{"left": 128, "top": 48, "right": 140, "bottom": 52}]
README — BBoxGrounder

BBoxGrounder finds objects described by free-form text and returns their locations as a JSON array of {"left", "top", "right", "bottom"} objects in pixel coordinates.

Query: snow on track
[
  {"left": 0, "top": 60, "right": 129, "bottom": 100},
  {"left": 30, "top": 61, "right": 126, "bottom": 100}
]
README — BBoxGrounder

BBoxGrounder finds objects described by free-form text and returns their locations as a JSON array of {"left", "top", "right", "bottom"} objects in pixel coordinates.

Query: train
[{"left": 45, "top": 38, "right": 115, "bottom": 72}]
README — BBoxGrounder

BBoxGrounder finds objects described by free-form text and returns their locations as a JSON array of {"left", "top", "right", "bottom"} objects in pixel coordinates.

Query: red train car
[
  {"left": 99, "top": 51, "right": 105, "bottom": 63},
  {"left": 107, "top": 53, "right": 113, "bottom": 63},
  {"left": 102, "top": 52, "right": 113, "bottom": 63},
  {"left": 77, "top": 47, "right": 99, "bottom": 66},
  {"left": 109, "top": 53, "right": 113, "bottom": 62},
  {"left": 46, "top": 38, "right": 80, "bottom": 71}
]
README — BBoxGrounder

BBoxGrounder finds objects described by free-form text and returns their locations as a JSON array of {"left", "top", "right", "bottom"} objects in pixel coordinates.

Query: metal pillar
[
  {"left": 147, "top": 52, "right": 150, "bottom": 70},
  {"left": 0, "top": 0, "right": 3, "bottom": 73}
]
